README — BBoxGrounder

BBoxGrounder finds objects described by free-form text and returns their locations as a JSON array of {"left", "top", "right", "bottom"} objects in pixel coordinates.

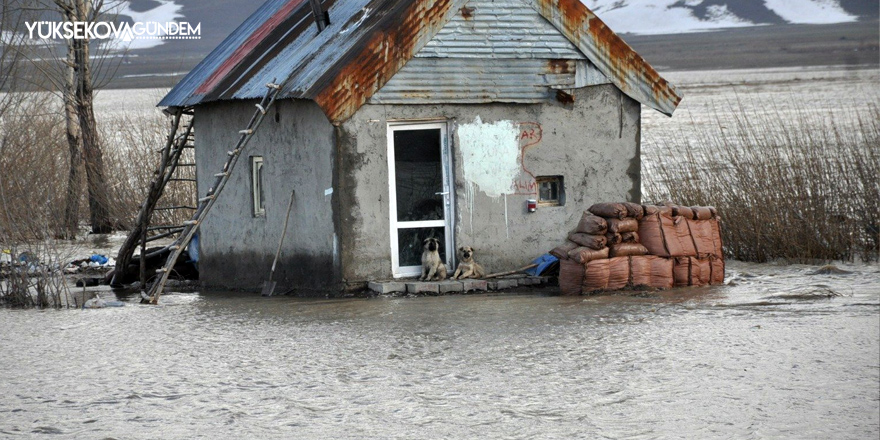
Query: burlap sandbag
[
  {"left": 607, "top": 217, "right": 639, "bottom": 234},
  {"left": 568, "top": 246, "right": 609, "bottom": 264},
  {"left": 669, "top": 216, "right": 698, "bottom": 257},
  {"left": 568, "top": 233, "right": 607, "bottom": 250},
  {"left": 631, "top": 255, "right": 674, "bottom": 289},
  {"left": 692, "top": 257, "right": 711, "bottom": 286},
  {"left": 672, "top": 206, "right": 695, "bottom": 220},
  {"left": 550, "top": 241, "right": 579, "bottom": 260},
  {"left": 687, "top": 219, "right": 723, "bottom": 258},
  {"left": 709, "top": 255, "right": 725, "bottom": 285},
  {"left": 575, "top": 212, "right": 608, "bottom": 235},
  {"left": 583, "top": 258, "right": 610, "bottom": 292},
  {"left": 630, "top": 256, "right": 651, "bottom": 287},
  {"left": 621, "top": 202, "right": 645, "bottom": 220},
  {"left": 588, "top": 203, "right": 627, "bottom": 219},
  {"left": 673, "top": 257, "right": 711, "bottom": 287},
  {"left": 610, "top": 231, "right": 641, "bottom": 246},
  {"left": 639, "top": 213, "right": 668, "bottom": 256},
  {"left": 559, "top": 259, "right": 584, "bottom": 296},
  {"left": 691, "top": 206, "right": 715, "bottom": 220},
  {"left": 609, "top": 242, "right": 648, "bottom": 258},
  {"left": 650, "top": 256, "right": 674, "bottom": 289},
  {"left": 673, "top": 257, "right": 691, "bottom": 287},
  {"left": 643, "top": 205, "right": 674, "bottom": 217},
  {"left": 710, "top": 217, "right": 724, "bottom": 258},
  {"left": 621, "top": 231, "right": 639, "bottom": 243},
  {"left": 607, "top": 256, "right": 630, "bottom": 290},
  {"left": 638, "top": 213, "right": 697, "bottom": 257},
  {"left": 606, "top": 232, "right": 622, "bottom": 245}
]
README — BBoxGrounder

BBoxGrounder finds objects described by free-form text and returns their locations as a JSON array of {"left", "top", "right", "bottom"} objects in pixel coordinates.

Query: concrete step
[{"left": 368, "top": 276, "right": 547, "bottom": 295}]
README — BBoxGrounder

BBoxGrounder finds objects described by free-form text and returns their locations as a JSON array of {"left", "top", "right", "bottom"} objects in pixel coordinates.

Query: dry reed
[
  {"left": 0, "top": 95, "right": 195, "bottom": 241},
  {"left": 644, "top": 97, "right": 879, "bottom": 263},
  {"left": 1, "top": 93, "right": 194, "bottom": 307}
]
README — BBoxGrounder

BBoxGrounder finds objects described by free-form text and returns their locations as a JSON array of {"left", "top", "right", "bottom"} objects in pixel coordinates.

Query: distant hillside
[
  {"left": 103, "top": 0, "right": 878, "bottom": 88},
  {"left": 582, "top": 0, "right": 879, "bottom": 35}
]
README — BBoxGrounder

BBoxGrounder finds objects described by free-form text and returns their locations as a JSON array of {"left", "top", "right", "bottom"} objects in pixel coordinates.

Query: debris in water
[
  {"left": 765, "top": 287, "right": 850, "bottom": 300},
  {"left": 810, "top": 265, "right": 853, "bottom": 275}
]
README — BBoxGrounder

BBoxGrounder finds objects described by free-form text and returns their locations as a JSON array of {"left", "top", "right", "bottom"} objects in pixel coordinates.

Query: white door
[{"left": 387, "top": 122, "right": 454, "bottom": 278}]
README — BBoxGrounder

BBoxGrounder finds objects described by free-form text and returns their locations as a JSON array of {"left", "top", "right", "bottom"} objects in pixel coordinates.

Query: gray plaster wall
[
  {"left": 338, "top": 84, "right": 641, "bottom": 283},
  {"left": 194, "top": 98, "right": 337, "bottom": 293}
]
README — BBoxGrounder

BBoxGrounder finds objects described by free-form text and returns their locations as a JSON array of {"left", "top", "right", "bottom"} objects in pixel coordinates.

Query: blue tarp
[{"left": 525, "top": 254, "right": 558, "bottom": 276}]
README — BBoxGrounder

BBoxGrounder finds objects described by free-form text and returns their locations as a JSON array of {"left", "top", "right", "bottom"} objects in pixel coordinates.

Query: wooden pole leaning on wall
[
  {"left": 483, "top": 264, "right": 539, "bottom": 279},
  {"left": 144, "top": 80, "right": 285, "bottom": 305}
]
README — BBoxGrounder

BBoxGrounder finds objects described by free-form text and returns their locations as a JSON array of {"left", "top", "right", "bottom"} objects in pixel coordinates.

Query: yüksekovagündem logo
[{"left": 25, "top": 20, "right": 200, "bottom": 41}]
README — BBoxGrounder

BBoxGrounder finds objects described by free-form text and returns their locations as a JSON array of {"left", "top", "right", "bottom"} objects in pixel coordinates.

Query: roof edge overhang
[
  {"left": 531, "top": 0, "right": 682, "bottom": 116},
  {"left": 159, "top": 0, "right": 681, "bottom": 119},
  {"left": 307, "top": 0, "right": 468, "bottom": 122}
]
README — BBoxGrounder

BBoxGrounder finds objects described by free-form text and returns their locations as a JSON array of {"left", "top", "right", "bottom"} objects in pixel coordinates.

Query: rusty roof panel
[
  {"left": 532, "top": 0, "right": 681, "bottom": 116},
  {"left": 309, "top": 0, "right": 468, "bottom": 121},
  {"left": 160, "top": 0, "right": 467, "bottom": 121},
  {"left": 160, "top": 0, "right": 679, "bottom": 119}
]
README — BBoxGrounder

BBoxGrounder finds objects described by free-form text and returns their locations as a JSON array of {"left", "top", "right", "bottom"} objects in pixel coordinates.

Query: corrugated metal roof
[
  {"left": 417, "top": 0, "right": 585, "bottom": 59},
  {"left": 159, "top": 0, "right": 680, "bottom": 120},
  {"left": 371, "top": 0, "right": 592, "bottom": 105},
  {"left": 370, "top": 58, "right": 576, "bottom": 103},
  {"left": 533, "top": 0, "right": 681, "bottom": 115},
  {"left": 160, "top": 0, "right": 469, "bottom": 122}
]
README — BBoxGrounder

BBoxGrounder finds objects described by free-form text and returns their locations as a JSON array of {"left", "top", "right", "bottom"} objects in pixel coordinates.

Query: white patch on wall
[{"left": 457, "top": 116, "right": 520, "bottom": 198}]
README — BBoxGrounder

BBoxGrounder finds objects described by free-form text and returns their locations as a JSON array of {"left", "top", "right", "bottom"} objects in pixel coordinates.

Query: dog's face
[
  {"left": 423, "top": 238, "right": 440, "bottom": 252},
  {"left": 459, "top": 246, "right": 474, "bottom": 261}
]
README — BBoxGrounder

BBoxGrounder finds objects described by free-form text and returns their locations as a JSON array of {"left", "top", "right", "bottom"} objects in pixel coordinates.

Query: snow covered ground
[{"left": 581, "top": 0, "right": 859, "bottom": 35}]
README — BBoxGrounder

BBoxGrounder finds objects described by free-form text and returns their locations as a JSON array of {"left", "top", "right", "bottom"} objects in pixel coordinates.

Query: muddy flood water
[{"left": 1, "top": 260, "right": 878, "bottom": 439}]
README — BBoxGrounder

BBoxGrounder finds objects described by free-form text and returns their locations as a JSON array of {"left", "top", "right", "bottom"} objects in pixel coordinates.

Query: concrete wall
[
  {"left": 338, "top": 84, "right": 641, "bottom": 284},
  {"left": 195, "top": 99, "right": 337, "bottom": 293}
]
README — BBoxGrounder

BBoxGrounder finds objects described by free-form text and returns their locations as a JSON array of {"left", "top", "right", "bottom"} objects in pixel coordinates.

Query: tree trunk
[
  {"left": 61, "top": 31, "right": 83, "bottom": 240},
  {"left": 73, "top": 0, "right": 113, "bottom": 234}
]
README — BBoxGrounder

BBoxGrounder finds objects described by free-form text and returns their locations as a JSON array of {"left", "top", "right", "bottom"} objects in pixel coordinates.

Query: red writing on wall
[{"left": 514, "top": 122, "right": 542, "bottom": 196}]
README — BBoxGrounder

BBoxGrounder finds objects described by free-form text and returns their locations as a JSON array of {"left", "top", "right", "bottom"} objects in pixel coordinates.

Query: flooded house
[{"left": 157, "top": 0, "right": 681, "bottom": 293}]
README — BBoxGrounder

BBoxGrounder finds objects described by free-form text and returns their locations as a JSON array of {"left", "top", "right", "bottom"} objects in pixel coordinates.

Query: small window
[
  {"left": 251, "top": 156, "right": 265, "bottom": 217},
  {"left": 537, "top": 176, "right": 564, "bottom": 206}
]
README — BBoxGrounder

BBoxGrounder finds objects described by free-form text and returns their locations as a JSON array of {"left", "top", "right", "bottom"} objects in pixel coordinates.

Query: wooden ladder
[
  {"left": 111, "top": 108, "right": 196, "bottom": 287},
  {"left": 143, "top": 81, "right": 284, "bottom": 304}
]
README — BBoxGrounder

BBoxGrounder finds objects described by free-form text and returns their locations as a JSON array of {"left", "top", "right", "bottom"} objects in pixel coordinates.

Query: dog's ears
[{"left": 459, "top": 247, "right": 465, "bottom": 251}]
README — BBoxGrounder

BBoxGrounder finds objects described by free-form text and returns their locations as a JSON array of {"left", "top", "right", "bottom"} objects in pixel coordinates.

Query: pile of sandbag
[{"left": 552, "top": 203, "right": 724, "bottom": 295}]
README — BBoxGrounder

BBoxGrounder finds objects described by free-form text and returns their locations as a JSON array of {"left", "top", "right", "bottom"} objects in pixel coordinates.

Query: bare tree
[
  {"left": 55, "top": 2, "right": 85, "bottom": 239},
  {"left": 54, "top": 0, "right": 113, "bottom": 234},
  {"left": 9, "top": 0, "right": 121, "bottom": 235}
]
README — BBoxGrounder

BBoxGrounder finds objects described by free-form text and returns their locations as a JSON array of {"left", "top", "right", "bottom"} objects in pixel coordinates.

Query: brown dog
[
  {"left": 452, "top": 246, "right": 485, "bottom": 280},
  {"left": 420, "top": 238, "right": 447, "bottom": 281}
]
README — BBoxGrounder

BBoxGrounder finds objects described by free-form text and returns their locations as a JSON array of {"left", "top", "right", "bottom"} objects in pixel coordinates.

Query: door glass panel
[
  {"left": 397, "top": 227, "right": 446, "bottom": 267},
  {"left": 394, "top": 129, "right": 443, "bottom": 222}
]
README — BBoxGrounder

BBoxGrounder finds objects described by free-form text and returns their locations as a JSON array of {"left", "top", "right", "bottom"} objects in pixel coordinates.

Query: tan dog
[
  {"left": 420, "top": 238, "right": 447, "bottom": 281},
  {"left": 452, "top": 246, "right": 485, "bottom": 280}
]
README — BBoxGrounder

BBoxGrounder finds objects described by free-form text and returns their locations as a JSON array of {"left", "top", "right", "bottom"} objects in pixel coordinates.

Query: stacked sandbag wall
[{"left": 552, "top": 203, "right": 724, "bottom": 295}]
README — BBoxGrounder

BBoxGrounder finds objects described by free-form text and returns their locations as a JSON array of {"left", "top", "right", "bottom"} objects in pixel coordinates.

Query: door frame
[{"left": 387, "top": 120, "right": 455, "bottom": 278}]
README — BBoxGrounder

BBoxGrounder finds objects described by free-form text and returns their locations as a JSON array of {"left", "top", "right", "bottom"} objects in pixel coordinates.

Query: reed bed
[
  {"left": 0, "top": 95, "right": 195, "bottom": 241},
  {"left": 644, "top": 98, "right": 879, "bottom": 263},
  {"left": 0, "top": 94, "right": 194, "bottom": 307}
]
